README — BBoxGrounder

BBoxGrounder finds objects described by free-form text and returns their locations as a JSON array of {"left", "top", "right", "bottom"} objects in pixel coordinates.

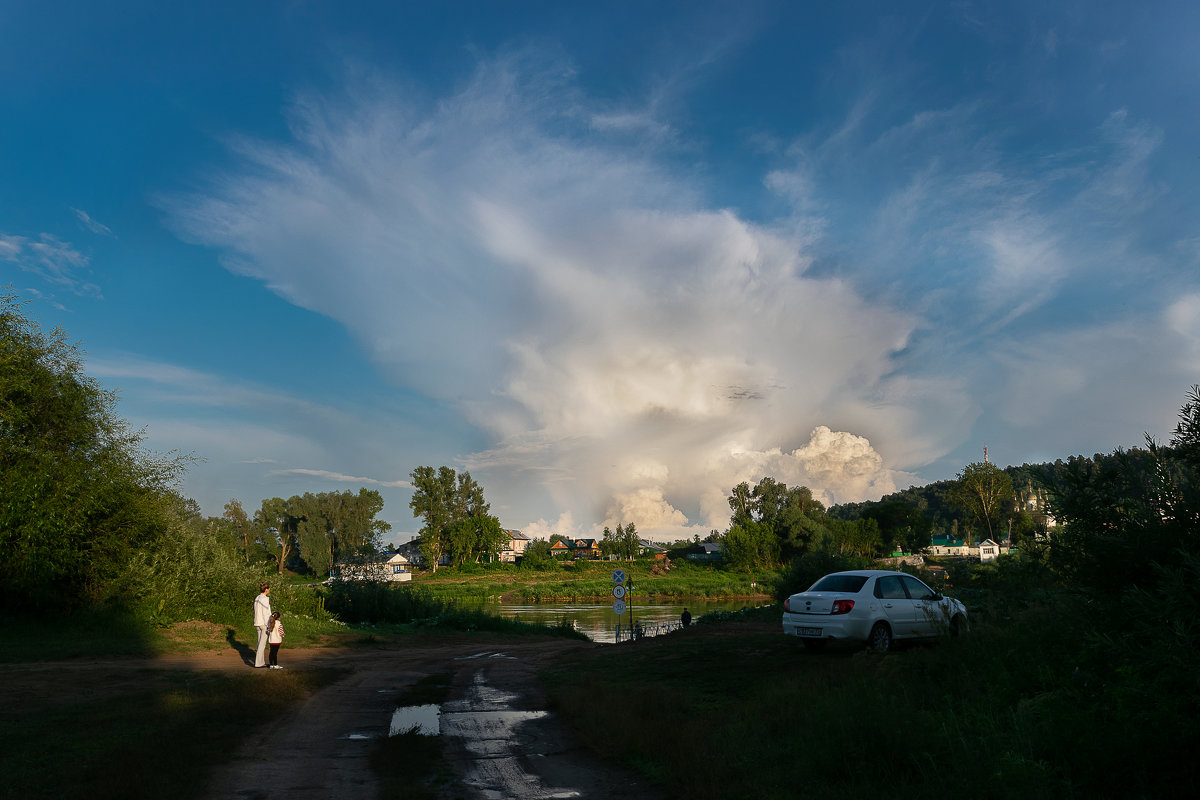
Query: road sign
[
  {"left": 612, "top": 569, "right": 626, "bottom": 584},
  {"left": 612, "top": 599, "right": 626, "bottom": 616},
  {"left": 612, "top": 584, "right": 626, "bottom": 599}
]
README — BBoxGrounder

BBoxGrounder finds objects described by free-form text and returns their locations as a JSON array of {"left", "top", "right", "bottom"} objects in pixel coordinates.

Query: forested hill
[{"left": 826, "top": 449, "right": 1157, "bottom": 550}]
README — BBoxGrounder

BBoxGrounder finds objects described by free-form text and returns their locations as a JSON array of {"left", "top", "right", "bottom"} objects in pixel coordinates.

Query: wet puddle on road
[
  {"left": 381, "top": 666, "right": 579, "bottom": 798},
  {"left": 389, "top": 703, "right": 440, "bottom": 736}
]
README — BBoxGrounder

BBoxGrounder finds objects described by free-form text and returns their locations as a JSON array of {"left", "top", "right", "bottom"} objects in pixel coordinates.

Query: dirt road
[{"left": 4, "top": 635, "right": 663, "bottom": 800}]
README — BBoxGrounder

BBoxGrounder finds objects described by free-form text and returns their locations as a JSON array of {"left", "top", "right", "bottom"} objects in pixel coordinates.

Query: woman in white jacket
[{"left": 253, "top": 582, "right": 272, "bottom": 668}]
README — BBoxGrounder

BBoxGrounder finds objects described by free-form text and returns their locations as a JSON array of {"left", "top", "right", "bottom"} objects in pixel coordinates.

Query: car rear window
[{"left": 808, "top": 575, "right": 869, "bottom": 593}]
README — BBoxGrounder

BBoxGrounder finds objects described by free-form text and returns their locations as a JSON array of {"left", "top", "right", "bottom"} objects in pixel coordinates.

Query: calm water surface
[{"left": 486, "top": 599, "right": 763, "bottom": 643}]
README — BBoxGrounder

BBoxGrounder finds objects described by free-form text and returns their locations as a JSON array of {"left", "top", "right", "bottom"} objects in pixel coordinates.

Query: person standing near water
[
  {"left": 253, "top": 582, "right": 272, "bottom": 668},
  {"left": 681, "top": 608, "right": 692, "bottom": 627}
]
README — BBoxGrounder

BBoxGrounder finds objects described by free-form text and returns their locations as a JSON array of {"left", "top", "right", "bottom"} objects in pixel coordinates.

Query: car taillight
[
  {"left": 784, "top": 597, "right": 792, "bottom": 612},
  {"left": 831, "top": 599, "right": 855, "bottom": 615}
]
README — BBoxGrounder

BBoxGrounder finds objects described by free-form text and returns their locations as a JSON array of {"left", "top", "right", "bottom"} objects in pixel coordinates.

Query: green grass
[
  {"left": 0, "top": 667, "right": 342, "bottom": 800},
  {"left": 0, "top": 608, "right": 159, "bottom": 662},
  {"left": 408, "top": 559, "right": 780, "bottom": 603},
  {"left": 0, "top": 605, "right": 385, "bottom": 664}
]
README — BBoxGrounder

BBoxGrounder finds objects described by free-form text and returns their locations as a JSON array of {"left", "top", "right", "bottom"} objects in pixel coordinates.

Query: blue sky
[{"left": 3, "top": 1, "right": 1198, "bottom": 543}]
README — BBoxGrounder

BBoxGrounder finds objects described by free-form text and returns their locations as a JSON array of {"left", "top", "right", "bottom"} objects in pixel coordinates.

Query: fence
[{"left": 614, "top": 619, "right": 684, "bottom": 643}]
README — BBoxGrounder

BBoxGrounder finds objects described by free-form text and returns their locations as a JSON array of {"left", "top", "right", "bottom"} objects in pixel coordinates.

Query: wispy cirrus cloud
[
  {"left": 71, "top": 208, "right": 115, "bottom": 237},
  {"left": 269, "top": 468, "right": 411, "bottom": 489},
  {"left": 89, "top": 355, "right": 428, "bottom": 524},
  {"left": 0, "top": 232, "right": 100, "bottom": 297}
]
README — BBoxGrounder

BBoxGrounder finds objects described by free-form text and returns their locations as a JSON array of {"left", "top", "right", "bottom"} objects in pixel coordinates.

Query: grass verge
[{"left": 541, "top": 604, "right": 1199, "bottom": 799}]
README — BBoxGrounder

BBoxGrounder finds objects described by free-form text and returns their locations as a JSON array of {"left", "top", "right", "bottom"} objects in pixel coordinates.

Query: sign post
[{"left": 612, "top": 569, "right": 627, "bottom": 640}]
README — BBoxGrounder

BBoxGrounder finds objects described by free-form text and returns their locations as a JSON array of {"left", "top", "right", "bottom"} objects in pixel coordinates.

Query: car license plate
[{"left": 795, "top": 627, "right": 822, "bottom": 637}]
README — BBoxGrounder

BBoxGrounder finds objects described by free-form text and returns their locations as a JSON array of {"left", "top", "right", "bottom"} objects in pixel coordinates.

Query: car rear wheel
[
  {"left": 869, "top": 622, "right": 892, "bottom": 653},
  {"left": 802, "top": 638, "right": 828, "bottom": 651}
]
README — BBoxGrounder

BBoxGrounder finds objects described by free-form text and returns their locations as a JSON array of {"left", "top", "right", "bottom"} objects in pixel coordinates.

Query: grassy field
[
  {"left": 541, "top": 601, "right": 1200, "bottom": 799},
  {"left": 408, "top": 559, "right": 780, "bottom": 603},
  {"left": 11, "top": 557, "right": 1197, "bottom": 798}
]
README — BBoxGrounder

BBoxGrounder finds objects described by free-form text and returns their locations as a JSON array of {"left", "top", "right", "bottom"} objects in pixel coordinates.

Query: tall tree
[
  {"left": 728, "top": 482, "right": 754, "bottom": 528},
  {"left": 724, "top": 476, "right": 826, "bottom": 564},
  {"left": 600, "top": 526, "right": 618, "bottom": 558},
  {"left": 255, "top": 496, "right": 298, "bottom": 574},
  {"left": 1172, "top": 384, "right": 1200, "bottom": 457},
  {"left": 1, "top": 290, "right": 187, "bottom": 610},
  {"left": 409, "top": 466, "right": 457, "bottom": 571},
  {"left": 620, "top": 522, "right": 640, "bottom": 559},
  {"left": 950, "top": 461, "right": 1015, "bottom": 542},
  {"left": 223, "top": 499, "right": 251, "bottom": 563},
  {"left": 409, "top": 466, "right": 502, "bottom": 569}
]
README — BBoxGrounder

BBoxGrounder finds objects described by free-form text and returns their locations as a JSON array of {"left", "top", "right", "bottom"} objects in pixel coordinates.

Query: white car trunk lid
[{"left": 793, "top": 593, "right": 838, "bottom": 614}]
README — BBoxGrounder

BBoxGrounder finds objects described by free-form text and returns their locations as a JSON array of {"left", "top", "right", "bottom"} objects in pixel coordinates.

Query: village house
[
  {"left": 924, "top": 533, "right": 1012, "bottom": 562},
  {"left": 498, "top": 529, "right": 530, "bottom": 563},
  {"left": 550, "top": 538, "right": 602, "bottom": 559},
  {"left": 925, "top": 533, "right": 971, "bottom": 557},
  {"left": 638, "top": 539, "right": 666, "bottom": 558},
  {"left": 979, "top": 538, "right": 1004, "bottom": 562},
  {"left": 686, "top": 542, "right": 724, "bottom": 563},
  {"left": 394, "top": 538, "right": 426, "bottom": 567},
  {"left": 332, "top": 551, "right": 412, "bottom": 582}
]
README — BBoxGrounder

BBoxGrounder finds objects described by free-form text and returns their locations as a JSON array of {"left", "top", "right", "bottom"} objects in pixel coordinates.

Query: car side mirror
[{"left": 930, "top": 593, "right": 942, "bottom": 601}]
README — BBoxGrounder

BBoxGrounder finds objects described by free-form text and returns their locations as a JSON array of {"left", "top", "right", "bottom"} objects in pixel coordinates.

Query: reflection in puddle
[
  {"left": 390, "top": 704, "right": 441, "bottom": 736},
  {"left": 446, "top": 671, "right": 567, "bottom": 798}
]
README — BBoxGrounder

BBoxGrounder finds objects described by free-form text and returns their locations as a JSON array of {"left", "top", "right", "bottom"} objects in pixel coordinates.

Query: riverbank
[{"left": 406, "top": 558, "right": 781, "bottom": 604}]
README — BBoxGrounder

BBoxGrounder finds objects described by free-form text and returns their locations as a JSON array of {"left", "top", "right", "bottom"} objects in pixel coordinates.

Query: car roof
[{"left": 823, "top": 569, "right": 913, "bottom": 577}]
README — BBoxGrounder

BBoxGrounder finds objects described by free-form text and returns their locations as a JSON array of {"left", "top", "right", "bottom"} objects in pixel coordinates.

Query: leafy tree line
[
  {"left": 1032, "top": 385, "right": 1200, "bottom": 594},
  {"left": 232, "top": 489, "right": 390, "bottom": 577},
  {"left": 600, "top": 522, "right": 640, "bottom": 560},
  {"left": 716, "top": 385, "right": 1200, "bottom": 604},
  {"left": 2, "top": 290, "right": 189, "bottom": 611},
  {"left": 2, "top": 289, "right": 393, "bottom": 614}
]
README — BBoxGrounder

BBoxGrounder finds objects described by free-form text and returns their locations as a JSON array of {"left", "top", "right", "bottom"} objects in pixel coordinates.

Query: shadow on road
[{"left": 226, "top": 628, "right": 256, "bottom": 666}]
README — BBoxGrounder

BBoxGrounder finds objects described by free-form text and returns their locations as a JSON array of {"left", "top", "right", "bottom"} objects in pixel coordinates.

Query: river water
[{"left": 484, "top": 598, "right": 763, "bottom": 644}]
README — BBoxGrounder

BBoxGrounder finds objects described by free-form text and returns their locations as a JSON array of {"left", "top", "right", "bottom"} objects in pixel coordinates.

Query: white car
[{"left": 782, "top": 570, "right": 968, "bottom": 652}]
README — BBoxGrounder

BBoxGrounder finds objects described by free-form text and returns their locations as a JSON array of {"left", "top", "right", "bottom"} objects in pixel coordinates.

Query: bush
[
  {"left": 119, "top": 520, "right": 268, "bottom": 625},
  {"left": 777, "top": 550, "right": 876, "bottom": 600},
  {"left": 320, "top": 582, "right": 448, "bottom": 624}
]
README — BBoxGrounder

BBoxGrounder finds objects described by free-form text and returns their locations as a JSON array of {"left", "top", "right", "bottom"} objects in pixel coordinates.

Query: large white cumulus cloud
[{"left": 168, "top": 54, "right": 954, "bottom": 539}]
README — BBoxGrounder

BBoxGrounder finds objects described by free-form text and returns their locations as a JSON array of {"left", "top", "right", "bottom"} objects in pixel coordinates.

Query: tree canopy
[
  {"left": 949, "top": 461, "right": 1014, "bottom": 543},
  {"left": 252, "top": 489, "right": 389, "bottom": 576},
  {"left": 1, "top": 290, "right": 187, "bottom": 611},
  {"left": 409, "top": 466, "right": 506, "bottom": 569},
  {"left": 600, "top": 523, "right": 640, "bottom": 560},
  {"left": 722, "top": 477, "right": 826, "bottom": 569}
]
